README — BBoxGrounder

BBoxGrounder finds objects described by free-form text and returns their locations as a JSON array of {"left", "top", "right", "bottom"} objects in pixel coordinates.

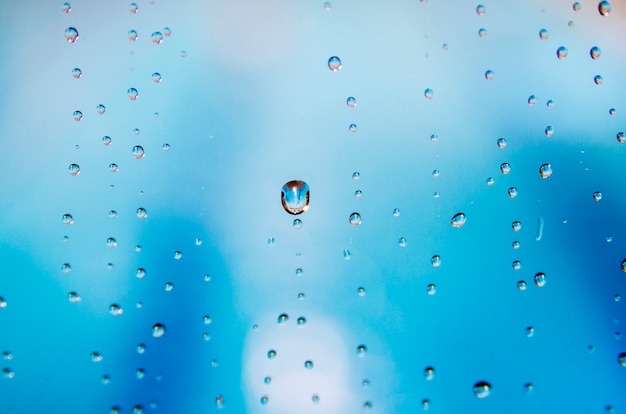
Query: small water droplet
[
  {"left": 545, "top": 125, "right": 554, "bottom": 137},
  {"left": 598, "top": 1, "right": 611, "bottom": 16},
  {"left": 135, "top": 268, "right": 146, "bottom": 279},
  {"left": 264, "top": 376, "right": 272, "bottom": 384},
  {"left": 102, "top": 135, "right": 112, "bottom": 145},
  {"left": 162, "top": 143, "right": 171, "bottom": 152},
  {"left": 485, "top": 70, "right": 494, "bottom": 80},
  {"left": 568, "top": 20, "right": 575, "bottom": 27},
  {"left": 128, "top": 2, "right": 138, "bottom": 13},
  {"left": 496, "top": 138, "right": 507, "bottom": 148},
  {"left": 91, "top": 352, "right": 103, "bottom": 362},
  {"left": 293, "top": 219, "right": 302, "bottom": 229},
  {"left": 476, "top": 4, "right": 486, "bottom": 15},
  {"left": 352, "top": 172, "right": 361, "bottom": 181},
  {"left": 590, "top": 46, "right": 601, "bottom": 60},
  {"left": 524, "top": 383, "right": 533, "bottom": 393},
  {"left": 96, "top": 104, "right": 106, "bottom": 114},
  {"left": 348, "top": 123, "right": 358, "bottom": 133},
  {"left": 609, "top": 108, "right": 616, "bottom": 116},
  {"left": 517, "top": 281, "right": 527, "bottom": 291},
  {"left": 0, "top": 298, "right": 6, "bottom": 308},
  {"left": 526, "top": 326, "right": 535, "bottom": 337},
  {"left": 508, "top": 187, "right": 518, "bottom": 198},
  {"left": 164, "top": 282, "right": 173, "bottom": 292},
  {"left": 539, "top": 163, "right": 552, "bottom": 178},
  {"left": 2, "top": 368, "right": 14, "bottom": 379},
  {"left": 392, "top": 208, "right": 400, "bottom": 217},
  {"left": 357, "top": 344, "right": 367, "bottom": 357},
  {"left": 354, "top": 189, "right": 362, "bottom": 198},
  {"left": 500, "top": 162, "right": 511, "bottom": 174},
  {"left": 62, "top": 263, "right": 71, "bottom": 273},
  {"left": 343, "top": 249, "right": 351, "bottom": 260},
  {"left": 349, "top": 212, "right": 362, "bottom": 226},
  {"left": 594, "top": 75, "right": 604, "bottom": 85},
  {"left": 556, "top": 46, "right": 568, "bottom": 60},
  {"left": 538, "top": 29, "right": 549, "bottom": 40},
  {"left": 512, "top": 221, "right": 522, "bottom": 232},
  {"left": 277, "top": 313, "right": 289, "bottom": 325},
  {"left": 323, "top": 2, "right": 331, "bottom": 11},
  {"left": 451, "top": 212, "right": 466, "bottom": 228},
  {"left": 62, "top": 214, "right": 74, "bottom": 225},
  {"left": 163, "top": 27, "right": 171, "bottom": 37},
  {"left": 68, "top": 291, "right": 81, "bottom": 303},
  {"left": 132, "top": 145, "right": 145, "bottom": 159},
  {"left": 346, "top": 96, "right": 356, "bottom": 107},
  {"left": 424, "top": 366, "right": 435, "bottom": 380},
  {"left": 152, "top": 323, "right": 165, "bottom": 337},
  {"left": 528, "top": 95, "right": 537, "bottom": 105},
  {"left": 260, "top": 395, "right": 269, "bottom": 405},
  {"left": 311, "top": 394, "right": 320, "bottom": 404},
  {"left": 109, "top": 304, "right": 123, "bottom": 316},
  {"left": 398, "top": 237, "right": 407, "bottom": 247},
  {"left": 593, "top": 191, "right": 603, "bottom": 201},
  {"left": 512, "top": 260, "right": 521, "bottom": 270},
  {"left": 534, "top": 272, "right": 546, "bottom": 287},
  {"left": 281, "top": 180, "right": 310, "bottom": 215},
  {"left": 431, "top": 255, "right": 441, "bottom": 267},
  {"left": 106, "top": 237, "right": 117, "bottom": 248},
  {"left": 267, "top": 350, "right": 277, "bottom": 359},
  {"left": 64, "top": 27, "right": 79, "bottom": 43},
  {"left": 573, "top": 1, "right": 581, "bottom": 11},
  {"left": 127, "top": 88, "right": 139, "bottom": 100},
  {"left": 426, "top": 284, "right": 436, "bottom": 295},
  {"left": 297, "top": 316, "right": 307, "bottom": 326},
  {"left": 150, "top": 31, "right": 164, "bottom": 44},
  {"left": 328, "top": 56, "right": 342, "bottom": 71},
  {"left": 68, "top": 163, "right": 80, "bottom": 176},
  {"left": 442, "top": 43, "right": 449, "bottom": 51},
  {"left": 616, "top": 132, "right": 625, "bottom": 143},
  {"left": 62, "top": 2, "right": 71, "bottom": 13},
  {"left": 357, "top": 287, "right": 366, "bottom": 296},
  {"left": 128, "top": 29, "right": 138, "bottom": 41},
  {"left": 486, "top": 177, "right": 495, "bottom": 186},
  {"left": 478, "top": 28, "right": 487, "bottom": 37},
  {"left": 108, "top": 163, "right": 119, "bottom": 173},
  {"left": 71, "top": 68, "right": 82, "bottom": 79},
  {"left": 424, "top": 88, "right": 434, "bottom": 100},
  {"left": 473, "top": 381, "right": 492, "bottom": 398}
]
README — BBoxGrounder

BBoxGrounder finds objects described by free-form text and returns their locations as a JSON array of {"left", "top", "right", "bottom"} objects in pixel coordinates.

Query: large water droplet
[
  {"left": 68, "top": 164, "right": 80, "bottom": 176},
  {"left": 556, "top": 46, "right": 568, "bottom": 60},
  {"left": 328, "top": 56, "right": 342, "bottom": 71},
  {"left": 281, "top": 180, "right": 310, "bottom": 215},
  {"left": 573, "top": 1, "right": 582, "bottom": 11},
  {"left": 277, "top": 313, "right": 289, "bottom": 325},
  {"left": 497, "top": 138, "right": 507, "bottom": 148},
  {"left": 64, "top": 27, "right": 79, "bottom": 43},
  {"left": 132, "top": 145, "right": 145, "bottom": 159},
  {"left": 539, "top": 163, "right": 553, "bottom": 178},
  {"left": 500, "top": 162, "right": 511, "bottom": 174},
  {"left": 473, "top": 381, "right": 492, "bottom": 398},
  {"left": 349, "top": 212, "right": 362, "bottom": 226},
  {"left": 590, "top": 46, "right": 602, "bottom": 60},
  {"left": 62, "top": 214, "right": 74, "bottom": 225},
  {"left": 508, "top": 187, "right": 518, "bottom": 198},
  {"left": 152, "top": 324, "right": 165, "bottom": 337},
  {"left": 136, "top": 207, "right": 147, "bottom": 219},
  {"left": 534, "top": 272, "right": 546, "bottom": 287},
  {"left": 618, "top": 353, "right": 626, "bottom": 367},
  {"left": 128, "top": 29, "right": 138, "bottom": 41},
  {"left": 598, "top": 1, "right": 611, "bottom": 16},
  {"left": 347, "top": 96, "right": 356, "bottom": 107},
  {"left": 451, "top": 212, "right": 466, "bottom": 228},
  {"left": 127, "top": 88, "right": 139, "bottom": 100},
  {"left": 151, "top": 31, "right": 163, "bottom": 44}
]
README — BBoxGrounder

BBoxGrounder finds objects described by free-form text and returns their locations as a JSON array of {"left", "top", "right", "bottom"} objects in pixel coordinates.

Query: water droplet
[
  {"left": 64, "top": 27, "right": 79, "bottom": 43},
  {"left": 127, "top": 88, "right": 139, "bottom": 100},
  {"left": 135, "top": 207, "right": 147, "bottom": 219},
  {"left": 517, "top": 281, "right": 527, "bottom": 291},
  {"left": 512, "top": 260, "right": 521, "bottom": 270},
  {"left": 590, "top": 46, "right": 602, "bottom": 60},
  {"left": 281, "top": 180, "right": 310, "bottom": 215},
  {"left": 173, "top": 251, "right": 183, "bottom": 260},
  {"left": 135, "top": 267, "right": 146, "bottom": 279},
  {"left": 132, "top": 145, "right": 144, "bottom": 159},
  {"left": 297, "top": 316, "right": 307, "bottom": 327},
  {"left": 150, "top": 31, "right": 164, "bottom": 45},
  {"left": 486, "top": 177, "right": 495, "bottom": 186},
  {"left": 106, "top": 237, "right": 117, "bottom": 248},
  {"left": 593, "top": 191, "right": 603, "bottom": 201},
  {"left": 349, "top": 212, "right": 362, "bottom": 226},
  {"left": 267, "top": 350, "right": 277, "bottom": 359},
  {"left": 151, "top": 72, "right": 162, "bottom": 83},
  {"left": 357, "top": 345, "right": 367, "bottom": 357},
  {"left": 357, "top": 287, "right": 366, "bottom": 296},
  {"left": 259, "top": 395, "right": 269, "bottom": 405},
  {"left": 545, "top": 125, "right": 554, "bottom": 137},
  {"left": 0, "top": 298, "right": 6, "bottom": 308},
  {"left": 500, "top": 162, "right": 511, "bottom": 174},
  {"left": 398, "top": 237, "right": 407, "bottom": 247},
  {"left": 556, "top": 46, "right": 568, "bottom": 60},
  {"left": 71, "top": 68, "right": 82, "bottom": 79},
  {"left": 1, "top": 352, "right": 11, "bottom": 361},
  {"left": 106, "top": 163, "right": 118, "bottom": 173},
  {"left": 621, "top": 259, "right": 626, "bottom": 272},
  {"left": 512, "top": 221, "right": 522, "bottom": 232},
  {"left": 354, "top": 189, "right": 362, "bottom": 198},
  {"left": 348, "top": 124, "right": 358, "bottom": 134},
  {"left": 594, "top": 75, "right": 604, "bottom": 85},
  {"left": 392, "top": 208, "right": 400, "bottom": 217},
  {"left": 68, "top": 291, "right": 81, "bottom": 303},
  {"left": 2, "top": 368, "right": 14, "bottom": 379},
  {"left": 617, "top": 353, "right": 626, "bottom": 367},
  {"left": 293, "top": 219, "right": 302, "bottom": 229},
  {"left": 485, "top": 70, "right": 494, "bottom": 80},
  {"left": 573, "top": 1, "right": 581, "bottom": 11},
  {"left": 62, "top": 214, "right": 74, "bottom": 225},
  {"left": 525, "top": 326, "right": 535, "bottom": 337},
  {"left": 72, "top": 110, "right": 83, "bottom": 121},
  {"left": 524, "top": 383, "right": 533, "bottom": 393},
  {"left": 599, "top": 1, "right": 611, "bottom": 16},
  {"left": 497, "top": 138, "right": 507, "bottom": 148},
  {"left": 163, "top": 27, "right": 171, "bottom": 37},
  {"left": 433, "top": 191, "right": 440, "bottom": 199},
  {"left": 345, "top": 97, "right": 357, "bottom": 109},
  {"left": 128, "top": 29, "right": 138, "bottom": 41},
  {"left": 476, "top": 4, "right": 486, "bottom": 15},
  {"left": 264, "top": 376, "right": 272, "bottom": 384},
  {"left": 568, "top": 19, "right": 575, "bottom": 27},
  {"left": 91, "top": 352, "right": 103, "bottom": 362},
  {"left": 68, "top": 163, "right": 80, "bottom": 176},
  {"left": 164, "top": 282, "right": 173, "bottom": 292},
  {"left": 426, "top": 284, "right": 436, "bottom": 295},
  {"left": 62, "top": 2, "right": 71, "bottom": 13},
  {"left": 323, "top": 2, "right": 331, "bottom": 11},
  {"left": 534, "top": 272, "right": 546, "bottom": 287},
  {"left": 538, "top": 29, "right": 549, "bottom": 40},
  {"left": 352, "top": 172, "right": 361, "bottom": 181},
  {"left": 451, "top": 212, "right": 466, "bottom": 228},
  {"left": 62, "top": 263, "right": 71, "bottom": 273},
  {"left": 528, "top": 95, "right": 537, "bottom": 105},
  {"left": 508, "top": 187, "right": 518, "bottom": 198},
  {"left": 343, "top": 249, "right": 351, "bottom": 260},
  {"left": 616, "top": 132, "right": 626, "bottom": 143},
  {"left": 539, "top": 163, "right": 553, "bottom": 178},
  {"left": 277, "top": 313, "right": 289, "bottom": 325},
  {"left": 301, "top": 360, "right": 314, "bottom": 371},
  {"left": 424, "top": 88, "right": 434, "bottom": 100},
  {"left": 102, "top": 135, "right": 112, "bottom": 146},
  {"left": 128, "top": 2, "right": 138, "bottom": 13},
  {"left": 328, "top": 56, "right": 342, "bottom": 71},
  {"left": 424, "top": 366, "right": 435, "bottom": 380},
  {"left": 152, "top": 323, "right": 165, "bottom": 337},
  {"left": 96, "top": 104, "right": 106, "bottom": 115},
  {"left": 431, "top": 255, "right": 441, "bottom": 267},
  {"left": 109, "top": 304, "right": 123, "bottom": 316},
  {"left": 162, "top": 143, "right": 171, "bottom": 152},
  {"left": 473, "top": 381, "right": 492, "bottom": 398},
  {"left": 546, "top": 99, "right": 554, "bottom": 108},
  {"left": 311, "top": 394, "right": 320, "bottom": 404},
  {"left": 614, "top": 294, "right": 621, "bottom": 302},
  {"left": 478, "top": 28, "right": 487, "bottom": 37}
]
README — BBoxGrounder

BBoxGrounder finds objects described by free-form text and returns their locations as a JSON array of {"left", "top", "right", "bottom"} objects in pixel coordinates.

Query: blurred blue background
[{"left": 1, "top": 0, "right": 625, "bottom": 413}]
